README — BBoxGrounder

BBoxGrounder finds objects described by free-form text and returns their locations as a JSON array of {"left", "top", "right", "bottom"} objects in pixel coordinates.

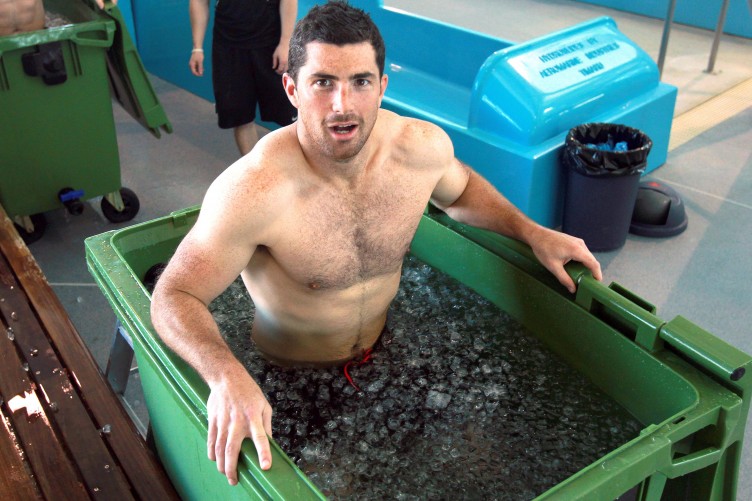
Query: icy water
[
  {"left": 45, "top": 12, "right": 72, "bottom": 29},
  {"left": 209, "top": 256, "right": 643, "bottom": 500}
]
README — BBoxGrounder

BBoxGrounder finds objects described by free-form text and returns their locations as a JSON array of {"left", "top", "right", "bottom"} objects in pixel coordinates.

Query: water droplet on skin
[
  {"left": 100, "top": 424, "right": 112, "bottom": 435},
  {"left": 50, "top": 402, "right": 59, "bottom": 413},
  {"left": 7, "top": 328, "right": 14, "bottom": 341},
  {"left": 30, "top": 348, "right": 39, "bottom": 357},
  {"left": 10, "top": 311, "right": 18, "bottom": 321},
  {"left": 22, "top": 362, "right": 29, "bottom": 372}
]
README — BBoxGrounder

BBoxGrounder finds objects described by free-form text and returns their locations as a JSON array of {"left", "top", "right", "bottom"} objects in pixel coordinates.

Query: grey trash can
[{"left": 561, "top": 123, "right": 652, "bottom": 251}]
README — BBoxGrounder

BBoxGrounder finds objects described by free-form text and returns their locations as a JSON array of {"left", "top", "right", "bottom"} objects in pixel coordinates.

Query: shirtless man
[
  {"left": 0, "top": 0, "right": 117, "bottom": 37},
  {"left": 151, "top": 1, "right": 602, "bottom": 487}
]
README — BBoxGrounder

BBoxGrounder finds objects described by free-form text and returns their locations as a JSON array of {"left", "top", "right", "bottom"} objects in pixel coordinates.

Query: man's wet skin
[
  {"left": 236, "top": 149, "right": 420, "bottom": 367},
  {"left": 0, "top": 0, "right": 44, "bottom": 36},
  {"left": 251, "top": 302, "right": 392, "bottom": 367}
]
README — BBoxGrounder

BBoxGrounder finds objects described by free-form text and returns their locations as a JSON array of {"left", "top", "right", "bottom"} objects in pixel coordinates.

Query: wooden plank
[
  {"left": 0, "top": 205, "right": 179, "bottom": 500},
  {"left": 0, "top": 407, "right": 42, "bottom": 500},
  {"left": 0, "top": 316, "right": 89, "bottom": 500},
  {"left": 0, "top": 254, "right": 135, "bottom": 500}
]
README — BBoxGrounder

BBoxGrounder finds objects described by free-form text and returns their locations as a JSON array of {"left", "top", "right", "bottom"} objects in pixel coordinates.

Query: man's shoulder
[
  {"left": 239, "top": 126, "right": 300, "bottom": 177},
  {"left": 210, "top": 128, "right": 299, "bottom": 203},
  {"left": 378, "top": 110, "right": 452, "bottom": 162},
  {"left": 380, "top": 110, "right": 449, "bottom": 145}
]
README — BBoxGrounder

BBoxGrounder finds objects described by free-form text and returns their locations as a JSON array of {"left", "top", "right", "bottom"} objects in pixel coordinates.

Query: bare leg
[{"left": 234, "top": 121, "right": 259, "bottom": 156}]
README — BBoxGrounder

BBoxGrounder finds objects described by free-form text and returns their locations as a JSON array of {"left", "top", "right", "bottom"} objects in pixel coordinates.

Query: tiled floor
[{"left": 21, "top": 0, "right": 752, "bottom": 498}]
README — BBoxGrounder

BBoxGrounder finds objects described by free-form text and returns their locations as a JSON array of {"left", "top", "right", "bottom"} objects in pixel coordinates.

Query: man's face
[{"left": 284, "top": 41, "right": 388, "bottom": 162}]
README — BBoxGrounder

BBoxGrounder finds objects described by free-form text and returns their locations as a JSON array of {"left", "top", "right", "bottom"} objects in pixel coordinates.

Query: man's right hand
[
  {"left": 189, "top": 50, "right": 205, "bottom": 77},
  {"left": 206, "top": 369, "right": 273, "bottom": 485}
]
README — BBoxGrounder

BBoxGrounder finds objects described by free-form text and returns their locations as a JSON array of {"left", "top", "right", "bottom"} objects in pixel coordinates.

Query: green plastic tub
[
  {"left": 86, "top": 206, "right": 751, "bottom": 500},
  {"left": 0, "top": 0, "right": 171, "bottom": 233}
]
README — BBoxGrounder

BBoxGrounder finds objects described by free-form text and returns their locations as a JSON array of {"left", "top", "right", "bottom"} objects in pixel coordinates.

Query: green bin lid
[{"left": 101, "top": 2, "right": 173, "bottom": 138}]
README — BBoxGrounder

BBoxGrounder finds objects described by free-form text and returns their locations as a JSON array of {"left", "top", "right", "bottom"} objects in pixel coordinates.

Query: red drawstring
[{"left": 343, "top": 348, "right": 374, "bottom": 391}]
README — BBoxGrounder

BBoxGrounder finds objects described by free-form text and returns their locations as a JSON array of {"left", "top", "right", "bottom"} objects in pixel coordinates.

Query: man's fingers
[
  {"left": 263, "top": 405, "right": 273, "bottom": 439},
  {"left": 250, "top": 418, "right": 272, "bottom": 470},
  {"left": 207, "top": 413, "right": 218, "bottom": 461},
  {"left": 214, "top": 422, "right": 228, "bottom": 475},
  {"left": 570, "top": 239, "right": 603, "bottom": 282},
  {"left": 272, "top": 51, "right": 288, "bottom": 74},
  {"left": 224, "top": 423, "right": 244, "bottom": 486},
  {"left": 189, "top": 56, "right": 204, "bottom": 77},
  {"left": 583, "top": 254, "right": 603, "bottom": 281},
  {"left": 552, "top": 266, "right": 576, "bottom": 294}
]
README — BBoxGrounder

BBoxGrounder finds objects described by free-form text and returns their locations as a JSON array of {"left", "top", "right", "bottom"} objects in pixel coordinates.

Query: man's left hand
[{"left": 529, "top": 227, "right": 603, "bottom": 293}]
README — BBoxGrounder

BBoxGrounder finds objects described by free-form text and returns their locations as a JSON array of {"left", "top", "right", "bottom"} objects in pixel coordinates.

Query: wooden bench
[{"left": 0, "top": 205, "right": 178, "bottom": 500}]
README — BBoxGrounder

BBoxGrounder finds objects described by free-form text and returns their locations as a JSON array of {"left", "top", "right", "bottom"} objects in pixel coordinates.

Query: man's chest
[{"left": 269, "top": 182, "right": 431, "bottom": 290}]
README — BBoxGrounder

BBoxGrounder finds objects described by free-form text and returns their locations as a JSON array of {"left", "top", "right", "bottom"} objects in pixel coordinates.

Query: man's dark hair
[{"left": 288, "top": 1, "right": 386, "bottom": 81}]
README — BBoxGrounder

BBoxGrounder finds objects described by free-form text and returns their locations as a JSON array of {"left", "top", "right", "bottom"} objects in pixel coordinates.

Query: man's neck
[{"left": 297, "top": 130, "right": 376, "bottom": 187}]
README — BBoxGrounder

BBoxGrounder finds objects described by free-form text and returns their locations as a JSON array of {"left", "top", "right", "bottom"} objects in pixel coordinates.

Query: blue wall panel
[
  {"left": 576, "top": 0, "right": 751, "bottom": 39},
  {"left": 131, "top": 0, "right": 215, "bottom": 101}
]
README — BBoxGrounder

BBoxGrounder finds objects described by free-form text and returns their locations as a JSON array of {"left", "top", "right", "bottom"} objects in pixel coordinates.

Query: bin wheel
[
  {"left": 143, "top": 262, "right": 167, "bottom": 294},
  {"left": 14, "top": 213, "right": 47, "bottom": 245},
  {"left": 102, "top": 187, "right": 140, "bottom": 223}
]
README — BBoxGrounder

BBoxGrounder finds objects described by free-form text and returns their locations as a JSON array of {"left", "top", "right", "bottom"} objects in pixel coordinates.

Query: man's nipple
[{"left": 308, "top": 282, "right": 321, "bottom": 290}]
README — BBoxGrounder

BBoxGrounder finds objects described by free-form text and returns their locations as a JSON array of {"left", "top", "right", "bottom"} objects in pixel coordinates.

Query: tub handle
[
  {"left": 664, "top": 446, "right": 721, "bottom": 478},
  {"left": 659, "top": 316, "right": 750, "bottom": 383},
  {"left": 574, "top": 274, "right": 666, "bottom": 351},
  {"left": 577, "top": 275, "right": 751, "bottom": 383}
]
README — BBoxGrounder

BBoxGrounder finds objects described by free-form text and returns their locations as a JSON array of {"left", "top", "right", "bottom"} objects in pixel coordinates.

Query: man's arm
[
  {"left": 188, "top": 0, "right": 210, "bottom": 76},
  {"left": 429, "top": 131, "right": 602, "bottom": 293},
  {"left": 151, "top": 165, "right": 275, "bottom": 485},
  {"left": 272, "top": 0, "right": 297, "bottom": 74}
]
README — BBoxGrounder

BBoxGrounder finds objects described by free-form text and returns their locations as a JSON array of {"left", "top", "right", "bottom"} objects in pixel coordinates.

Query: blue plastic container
[{"left": 130, "top": 0, "right": 676, "bottom": 228}]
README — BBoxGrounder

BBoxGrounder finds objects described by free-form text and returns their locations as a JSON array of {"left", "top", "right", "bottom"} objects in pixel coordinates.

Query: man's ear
[
  {"left": 283, "top": 73, "right": 300, "bottom": 109},
  {"left": 378, "top": 73, "right": 388, "bottom": 106}
]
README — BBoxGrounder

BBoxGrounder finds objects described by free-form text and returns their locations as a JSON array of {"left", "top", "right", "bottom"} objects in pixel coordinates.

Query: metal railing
[{"left": 657, "top": 0, "right": 745, "bottom": 78}]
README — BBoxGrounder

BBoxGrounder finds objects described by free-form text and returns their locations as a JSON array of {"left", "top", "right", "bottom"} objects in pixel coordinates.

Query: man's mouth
[{"left": 330, "top": 124, "right": 357, "bottom": 135}]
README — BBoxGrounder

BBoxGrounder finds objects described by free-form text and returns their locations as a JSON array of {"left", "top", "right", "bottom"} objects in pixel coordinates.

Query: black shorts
[{"left": 211, "top": 40, "right": 296, "bottom": 129}]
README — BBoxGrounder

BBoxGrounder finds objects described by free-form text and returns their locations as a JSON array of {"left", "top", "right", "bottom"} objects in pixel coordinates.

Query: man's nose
[{"left": 331, "top": 85, "right": 351, "bottom": 113}]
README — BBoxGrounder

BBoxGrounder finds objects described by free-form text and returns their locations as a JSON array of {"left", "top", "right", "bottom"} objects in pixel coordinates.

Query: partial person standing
[{"left": 189, "top": 0, "right": 298, "bottom": 156}]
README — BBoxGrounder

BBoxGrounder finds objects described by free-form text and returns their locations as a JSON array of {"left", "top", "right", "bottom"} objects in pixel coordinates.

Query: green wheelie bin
[
  {"left": 86, "top": 206, "right": 752, "bottom": 500},
  {"left": 0, "top": 0, "right": 172, "bottom": 242}
]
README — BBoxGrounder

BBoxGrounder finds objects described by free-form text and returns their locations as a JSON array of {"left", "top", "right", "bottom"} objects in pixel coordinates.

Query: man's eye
[
  {"left": 356, "top": 79, "right": 370, "bottom": 87},
  {"left": 314, "top": 79, "right": 331, "bottom": 87}
]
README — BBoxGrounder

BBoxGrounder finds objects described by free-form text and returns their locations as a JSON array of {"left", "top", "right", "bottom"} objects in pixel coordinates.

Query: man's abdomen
[{"left": 246, "top": 274, "right": 397, "bottom": 367}]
